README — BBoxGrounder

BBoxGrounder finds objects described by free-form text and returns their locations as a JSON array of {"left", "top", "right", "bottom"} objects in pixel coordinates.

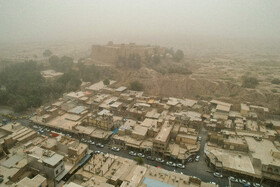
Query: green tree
[
  {"left": 173, "top": 49, "right": 184, "bottom": 62},
  {"left": 49, "top": 55, "right": 60, "bottom": 67},
  {"left": 242, "top": 77, "right": 259, "bottom": 88},
  {"left": 103, "top": 79, "right": 110, "bottom": 85},
  {"left": 134, "top": 157, "right": 144, "bottom": 165},
  {"left": 130, "top": 81, "right": 143, "bottom": 91},
  {"left": 43, "top": 49, "right": 52, "bottom": 57}
]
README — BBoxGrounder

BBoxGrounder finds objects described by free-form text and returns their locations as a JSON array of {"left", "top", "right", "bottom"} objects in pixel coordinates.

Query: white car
[
  {"left": 239, "top": 179, "right": 247, "bottom": 184},
  {"left": 195, "top": 155, "right": 200, "bottom": 162},
  {"left": 176, "top": 163, "right": 185, "bottom": 169},
  {"left": 253, "top": 183, "right": 262, "bottom": 187},
  {"left": 129, "top": 151, "right": 136, "bottom": 156},
  {"left": 112, "top": 147, "right": 120, "bottom": 152},
  {"left": 228, "top": 176, "right": 238, "bottom": 183},
  {"left": 137, "top": 153, "right": 145, "bottom": 158},
  {"left": 213, "top": 172, "right": 223, "bottom": 178},
  {"left": 155, "top": 158, "right": 164, "bottom": 163}
]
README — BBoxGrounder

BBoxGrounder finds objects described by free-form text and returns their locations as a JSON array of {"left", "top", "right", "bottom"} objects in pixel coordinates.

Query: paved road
[{"left": 10, "top": 118, "right": 248, "bottom": 187}]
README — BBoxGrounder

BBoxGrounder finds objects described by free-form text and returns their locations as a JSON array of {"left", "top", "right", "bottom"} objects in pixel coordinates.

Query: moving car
[{"left": 213, "top": 172, "right": 223, "bottom": 178}]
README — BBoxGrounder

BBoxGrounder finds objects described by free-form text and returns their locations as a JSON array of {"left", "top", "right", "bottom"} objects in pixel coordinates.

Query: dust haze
[{"left": 1, "top": 0, "right": 280, "bottom": 55}]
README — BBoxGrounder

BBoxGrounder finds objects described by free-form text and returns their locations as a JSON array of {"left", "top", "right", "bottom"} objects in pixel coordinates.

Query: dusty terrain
[{"left": 112, "top": 55, "right": 280, "bottom": 114}]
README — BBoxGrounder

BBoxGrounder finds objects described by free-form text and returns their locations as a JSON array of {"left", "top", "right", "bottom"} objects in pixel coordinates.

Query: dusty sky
[{"left": 0, "top": 0, "right": 280, "bottom": 47}]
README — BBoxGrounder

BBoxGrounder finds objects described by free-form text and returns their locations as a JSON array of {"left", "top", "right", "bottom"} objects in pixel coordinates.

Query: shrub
[
  {"left": 242, "top": 76, "right": 259, "bottom": 88},
  {"left": 130, "top": 81, "right": 143, "bottom": 91}
]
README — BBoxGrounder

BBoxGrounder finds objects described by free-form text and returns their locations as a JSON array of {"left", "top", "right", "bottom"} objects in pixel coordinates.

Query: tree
[
  {"left": 43, "top": 49, "right": 52, "bottom": 57},
  {"left": 134, "top": 157, "right": 144, "bottom": 165},
  {"left": 49, "top": 55, "right": 60, "bottom": 67},
  {"left": 173, "top": 49, "right": 184, "bottom": 62},
  {"left": 130, "top": 81, "right": 143, "bottom": 91},
  {"left": 242, "top": 76, "right": 259, "bottom": 88},
  {"left": 103, "top": 79, "right": 110, "bottom": 85},
  {"left": 48, "top": 55, "right": 73, "bottom": 72}
]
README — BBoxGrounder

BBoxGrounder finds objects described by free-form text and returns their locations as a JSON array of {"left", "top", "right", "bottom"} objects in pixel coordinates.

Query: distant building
[{"left": 91, "top": 42, "right": 167, "bottom": 65}]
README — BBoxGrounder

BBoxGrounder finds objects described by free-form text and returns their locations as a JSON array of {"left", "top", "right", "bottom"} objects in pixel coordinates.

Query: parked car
[
  {"left": 129, "top": 151, "right": 137, "bottom": 156},
  {"left": 146, "top": 156, "right": 155, "bottom": 161},
  {"left": 137, "top": 153, "right": 145, "bottom": 158},
  {"left": 94, "top": 150, "right": 101, "bottom": 154},
  {"left": 176, "top": 163, "right": 185, "bottom": 169},
  {"left": 111, "top": 147, "right": 120, "bottom": 152},
  {"left": 209, "top": 182, "right": 217, "bottom": 185},
  {"left": 195, "top": 155, "right": 200, "bottom": 162},
  {"left": 239, "top": 179, "right": 247, "bottom": 185},
  {"left": 253, "top": 182, "right": 262, "bottom": 187},
  {"left": 228, "top": 176, "right": 238, "bottom": 183},
  {"left": 187, "top": 157, "right": 193, "bottom": 162},
  {"left": 213, "top": 172, "right": 223, "bottom": 178},
  {"left": 96, "top": 143, "right": 104, "bottom": 148},
  {"left": 155, "top": 158, "right": 164, "bottom": 163},
  {"left": 90, "top": 141, "right": 95, "bottom": 145},
  {"left": 166, "top": 161, "right": 176, "bottom": 167},
  {"left": 198, "top": 136, "right": 202, "bottom": 141}
]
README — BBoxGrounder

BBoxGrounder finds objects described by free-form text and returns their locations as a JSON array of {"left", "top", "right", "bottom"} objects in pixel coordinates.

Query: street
[{"left": 6, "top": 118, "right": 247, "bottom": 187}]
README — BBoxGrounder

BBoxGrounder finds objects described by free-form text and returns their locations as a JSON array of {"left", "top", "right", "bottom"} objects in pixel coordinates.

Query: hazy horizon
[{"left": 1, "top": 0, "right": 280, "bottom": 55}]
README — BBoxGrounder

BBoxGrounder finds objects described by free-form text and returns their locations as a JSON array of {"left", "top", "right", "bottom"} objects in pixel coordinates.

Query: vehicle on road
[
  {"left": 195, "top": 155, "right": 200, "bottom": 162},
  {"left": 137, "top": 153, "right": 145, "bottom": 158},
  {"left": 253, "top": 182, "right": 262, "bottom": 187},
  {"left": 187, "top": 157, "right": 193, "bottom": 162},
  {"left": 166, "top": 161, "right": 176, "bottom": 167},
  {"left": 94, "top": 150, "right": 101, "bottom": 154},
  {"left": 146, "top": 156, "right": 155, "bottom": 161},
  {"left": 213, "top": 172, "right": 223, "bottom": 178},
  {"left": 129, "top": 151, "right": 136, "bottom": 156},
  {"left": 155, "top": 158, "right": 164, "bottom": 163},
  {"left": 228, "top": 176, "right": 238, "bottom": 183},
  {"left": 209, "top": 182, "right": 217, "bottom": 185},
  {"left": 96, "top": 143, "right": 104, "bottom": 148},
  {"left": 111, "top": 147, "right": 120, "bottom": 152},
  {"left": 238, "top": 179, "right": 248, "bottom": 185},
  {"left": 90, "top": 141, "right": 95, "bottom": 145},
  {"left": 176, "top": 163, "right": 185, "bottom": 169},
  {"left": 198, "top": 136, "right": 202, "bottom": 141}
]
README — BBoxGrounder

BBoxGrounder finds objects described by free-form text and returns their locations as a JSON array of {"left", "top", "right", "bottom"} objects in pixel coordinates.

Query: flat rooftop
[
  {"left": 86, "top": 80, "right": 116, "bottom": 91},
  {"left": 245, "top": 137, "right": 280, "bottom": 167},
  {"left": 154, "top": 122, "right": 172, "bottom": 143},
  {"left": 48, "top": 113, "right": 80, "bottom": 130},
  {"left": 206, "top": 145, "right": 256, "bottom": 177}
]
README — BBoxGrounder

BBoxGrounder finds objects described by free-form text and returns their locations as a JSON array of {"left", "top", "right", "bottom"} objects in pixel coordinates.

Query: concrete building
[
  {"left": 152, "top": 121, "right": 173, "bottom": 156},
  {"left": 26, "top": 146, "right": 66, "bottom": 184}
]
